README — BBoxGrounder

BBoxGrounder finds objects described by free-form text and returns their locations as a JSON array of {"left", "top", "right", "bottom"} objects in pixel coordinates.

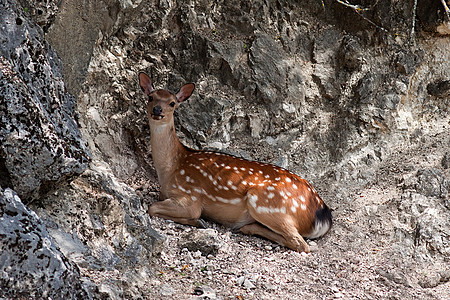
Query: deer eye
[
  {"left": 170, "top": 102, "right": 176, "bottom": 107},
  {"left": 149, "top": 96, "right": 153, "bottom": 102}
]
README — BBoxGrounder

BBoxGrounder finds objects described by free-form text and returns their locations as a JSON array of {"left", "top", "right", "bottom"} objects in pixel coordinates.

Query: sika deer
[{"left": 139, "top": 72, "right": 332, "bottom": 252}]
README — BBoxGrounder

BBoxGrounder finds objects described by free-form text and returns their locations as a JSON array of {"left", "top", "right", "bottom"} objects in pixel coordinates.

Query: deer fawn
[{"left": 139, "top": 72, "right": 332, "bottom": 252}]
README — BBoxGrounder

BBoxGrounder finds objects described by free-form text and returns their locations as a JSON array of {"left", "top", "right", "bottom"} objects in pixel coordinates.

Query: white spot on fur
[
  {"left": 265, "top": 175, "right": 270, "bottom": 179},
  {"left": 301, "top": 204, "right": 307, "bottom": 210},
  {"left": 191, "top": 196, "right": 197, "bottom": 201},
  {"left": 275, "top": 177, "right": 281, "bottom": 181},
  {"left": 293, "top": 184, "right": 298, "bottom": 189},
  {"left": 300, "top": 195, "right": 306, "bottom": 203},
  {"left": 291, "top": 206, "right": 296, "bottom": 213},
  {"left": 249, "top": 195, "right": 258, "bottom": 208},
  {"left": 217, "top": 197, "right": 241, "bottom": 204},
  {"left": 242, "top": 181, "right": 248, "bottom": 185},
  {"left": 178, "top": 185, "right": 191, "bottom": 194},
  {"left": 180, "top": 169, "right": 185, "bottom": 175},
  {"left": 256, "top": 206, "right": 286, "bottom": 214},
  {"left": 240, "top": 167, "right": 246, "bottom": 171},
  {"left": 231, "top": 185, "right": 238, "bottom": 190},
  {"left": 285, "top": 177, "right": 291, "bottom": 183},
  {"left": 193, "top": 188, "right": 202, "bottom": 193},
  {"left": 292, "top": 199, "right": 299, "bottom": 208},
  {"left": 225, "top": 166, "right": 231, "bottom": 169},
  {"left": 267, "top": 192, "right": 275, "bottom": 199},
  {"left": 267, "top": 186, "right": 275, "bottom": 191},
  {"left": 230, "top": 198, "right": 241, "bottom": 204}
]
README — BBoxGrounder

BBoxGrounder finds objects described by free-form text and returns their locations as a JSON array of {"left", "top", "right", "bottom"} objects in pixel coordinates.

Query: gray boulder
[
  {"left": 0, "top": 0, "right": 91, "bottom": 200},
  {"left": 0, "top": 187, "right": 95, "bottom": 299}
]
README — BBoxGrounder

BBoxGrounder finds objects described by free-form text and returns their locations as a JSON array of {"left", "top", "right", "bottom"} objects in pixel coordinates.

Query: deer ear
[
  {"left": 139, "top": 72, "right": 154, "bottom": 95},
  {"left": 176, "top": 83, "right": 195, "bottom": 103}
]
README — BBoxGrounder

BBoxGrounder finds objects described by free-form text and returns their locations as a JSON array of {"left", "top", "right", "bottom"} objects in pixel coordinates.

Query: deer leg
[
  {"left": 240, "top": 222, "right": 310, "bottom": 253},
  {"left": 240, "top": 223, "right": 287, "bottom": 246},
  {"left": 149, "top": 198, "right": 203, "bottom": 227}
]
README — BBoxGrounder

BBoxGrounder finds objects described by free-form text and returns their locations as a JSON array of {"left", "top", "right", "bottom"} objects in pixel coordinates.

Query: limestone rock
[
  {"left": 0, "top": 0, "right": 91, "bottom": 200},
  {"left": 178, "top": 228, "right": 223, "bottom": 256},
  {"left": 0, "top": 188, "right": 95, "bottom": 299}
]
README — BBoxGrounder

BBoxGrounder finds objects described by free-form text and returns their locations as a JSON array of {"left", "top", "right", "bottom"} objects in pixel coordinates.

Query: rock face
[
  {"left": 0, "top": 188, "right": 94, "bottom": 298},
  {"left": 0, "top": 0, "right": 91, "bottom": 200},
  {"left": 1, "top": 0, "right": 449, "bottom": 299},
  {"left": 32, "top": 162, "right": 164, "bottom": 299},
  {"left": 1, "top": 1, "right": 163, "bottom": 298}
]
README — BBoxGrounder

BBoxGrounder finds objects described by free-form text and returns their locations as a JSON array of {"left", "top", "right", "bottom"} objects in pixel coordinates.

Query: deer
[{"left": 138, "top": 72, "right": 332, "bottom": 253}]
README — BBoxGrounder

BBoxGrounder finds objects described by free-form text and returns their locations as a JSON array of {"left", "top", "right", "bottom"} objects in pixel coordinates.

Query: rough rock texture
[
  {"left": 0, "top": 188, "right": 94, "bottom": 298},
  {"left": 32, "top": 161, "right": 164, "bottom": 299},
  {"left": 0, "top": 0, "right": 91, "bottom": 200},
  {"left": 1, "top": 1, "right": 163, "bottom": 298},
  {"left": 178, "top": 228, "right": 223, "bottom": 256},
  {"left": 1, "top": 0, "right": 449, "bottom": 299}
]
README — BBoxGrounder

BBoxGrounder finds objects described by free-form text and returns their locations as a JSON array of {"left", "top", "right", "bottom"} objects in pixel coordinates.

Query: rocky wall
[{"left": 0, "top": 0, "right": 91, "bottom": 200}]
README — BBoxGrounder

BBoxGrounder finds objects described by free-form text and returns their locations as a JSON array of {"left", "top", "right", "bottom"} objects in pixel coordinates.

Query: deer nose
[{"left": 152, "top": 105, "right": 163, "bottom": 115}]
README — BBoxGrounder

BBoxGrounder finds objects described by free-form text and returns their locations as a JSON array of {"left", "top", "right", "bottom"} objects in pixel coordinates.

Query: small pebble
[
  {"left": 237, "top": 276, "right": 245, "bottom": 286},
  {"left": 243, "top": 278, "right": 256, "bottom": 289},
  {"left": 160, "top": 284, "right": 175, "bottom": 296},
  {"left": 264, "top": 283, "right": 277, "bottom": 291},
  {"left": 331, "top": 286, "right": 340, "bottom": 293}
]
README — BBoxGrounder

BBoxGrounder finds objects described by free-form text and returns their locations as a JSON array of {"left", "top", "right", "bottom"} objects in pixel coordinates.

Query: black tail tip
[
  {"left": 316, "top": 204, "right": 332, "bottom": 227},
  {"left": 306, "top": 204, "right": 332, "bottom": 239}
]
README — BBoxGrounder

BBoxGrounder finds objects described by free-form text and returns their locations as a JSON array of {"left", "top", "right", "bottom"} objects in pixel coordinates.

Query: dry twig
[
  {"left": 334, "top": 0, "right": 389, "bottom": 33},
  {"left": 440, "top": 0, "right": 450, "bottom": 19}
]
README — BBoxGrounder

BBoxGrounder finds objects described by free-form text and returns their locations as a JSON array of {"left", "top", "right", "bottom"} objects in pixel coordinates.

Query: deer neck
[{"left": 150, "top": 121, "right": 185, "bottom": 188}]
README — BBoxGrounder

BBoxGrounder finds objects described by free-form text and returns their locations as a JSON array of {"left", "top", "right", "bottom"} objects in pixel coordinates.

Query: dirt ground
[{"left": 130, "top": 130, "right": 449, "bottom": 300}]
